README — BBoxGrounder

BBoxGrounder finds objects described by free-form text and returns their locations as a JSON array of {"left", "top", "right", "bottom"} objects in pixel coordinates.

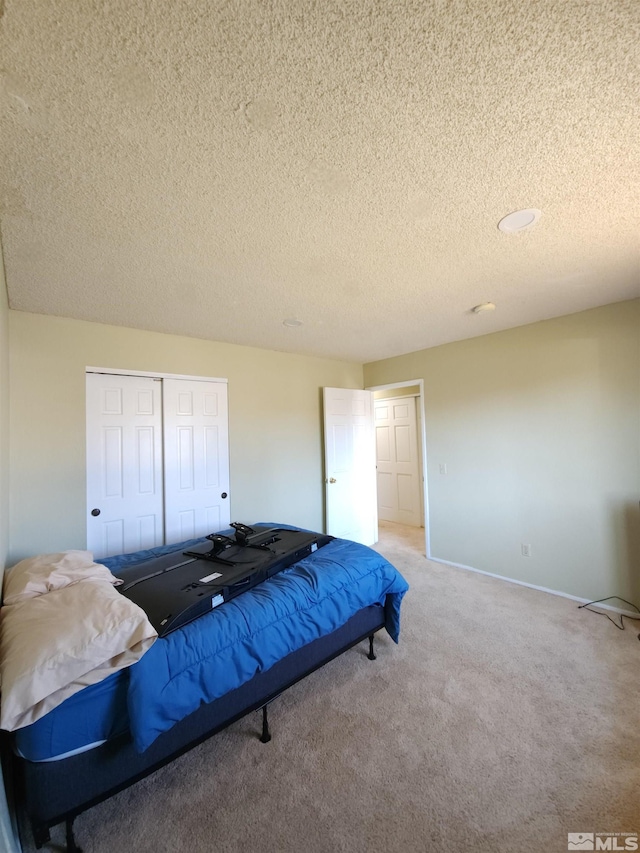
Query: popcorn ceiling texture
[{"left": 0, "top": 0, "right": 638, "bottom": 363}]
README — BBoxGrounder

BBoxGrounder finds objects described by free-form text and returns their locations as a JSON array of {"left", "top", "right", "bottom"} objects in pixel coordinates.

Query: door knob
[{"left": 91, "top": 508, "right": 101, "bottom": 517}]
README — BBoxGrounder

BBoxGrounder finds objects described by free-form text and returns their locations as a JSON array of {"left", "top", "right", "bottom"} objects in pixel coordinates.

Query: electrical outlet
[
  {"left": 439, "top": 463, "right": 447, "bottom": 475},
  {"left": 521, "top": 544, "right": 532, "bottom": 557}
]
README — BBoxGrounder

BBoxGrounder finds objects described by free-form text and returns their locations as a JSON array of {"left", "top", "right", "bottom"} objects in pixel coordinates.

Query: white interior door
[
  {"left": 323, "top": 387, "right": 377, "bottom": 545},
  {"left": 163, "top": 379, "right": 230, "bottom": 544},
  {"left": 86, "top": 373, "right": 164, "bottom": 558},
  {"left": 375, "top": 396, "right": 422, "bottom": 527}
]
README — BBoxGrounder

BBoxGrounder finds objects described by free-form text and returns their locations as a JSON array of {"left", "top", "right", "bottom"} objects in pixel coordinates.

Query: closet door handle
[{"left": 91, "top": 508, "right": 101, "bottom": 517}]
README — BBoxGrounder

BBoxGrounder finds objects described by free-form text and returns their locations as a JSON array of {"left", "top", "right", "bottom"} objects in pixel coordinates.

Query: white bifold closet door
[
  {"left": 86, "top": 373, "right": 230, "bottom": 559},
  {"left": 162, "top": 378, "right": 229, "bottom": 544}
]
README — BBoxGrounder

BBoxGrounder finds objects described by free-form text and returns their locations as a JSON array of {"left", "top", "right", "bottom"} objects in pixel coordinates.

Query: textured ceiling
[{"left": 1, "top": 1, "right": 638, "bottom": 363}]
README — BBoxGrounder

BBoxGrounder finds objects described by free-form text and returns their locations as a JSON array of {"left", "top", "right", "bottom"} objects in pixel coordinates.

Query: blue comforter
[{"left": 102, "top": 534, "right": 408, "bottom": 752}]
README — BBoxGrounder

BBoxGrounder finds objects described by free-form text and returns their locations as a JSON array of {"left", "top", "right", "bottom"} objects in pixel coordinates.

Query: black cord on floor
[{"left": 578, "top": 596, "right": 640, "bottom": 633}]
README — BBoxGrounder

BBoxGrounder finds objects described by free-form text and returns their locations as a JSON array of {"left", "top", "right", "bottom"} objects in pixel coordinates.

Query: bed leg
[
  {"left": 367, "top": 634, "right": 377, "bottom": 661},
  {"left": 33, "top": 824, "right": 51, "bottom": 849},
  {"left": 260, "top": 704, "right": 272, "bottom": 744},
  {"left": 65, "top": 817, "right": 83, "bottom": 853}
]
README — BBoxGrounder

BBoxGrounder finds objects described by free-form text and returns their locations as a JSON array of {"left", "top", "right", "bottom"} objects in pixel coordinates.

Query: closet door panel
[
  {"left": 163, "top": 379, "right": 230, "bottom": 544},
  {"left": 86, "top": 374, "right": 164, "bottom": 558}
]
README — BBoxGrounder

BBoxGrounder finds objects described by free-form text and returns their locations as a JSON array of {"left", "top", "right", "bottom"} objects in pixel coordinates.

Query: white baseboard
[{"left": 427, "top": 556, "right": 640, "bottom": 620}]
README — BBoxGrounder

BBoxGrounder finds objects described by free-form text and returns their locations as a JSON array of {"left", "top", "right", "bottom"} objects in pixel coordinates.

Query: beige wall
[
  {"left": 0, "top": 246, "right": 20, "bottom": 853},
  {"left": 365, "top": 300, "right": 640, "bottom": 603},
  {"left": 8, "top": 312, "right": 363, "bottom": 563}
]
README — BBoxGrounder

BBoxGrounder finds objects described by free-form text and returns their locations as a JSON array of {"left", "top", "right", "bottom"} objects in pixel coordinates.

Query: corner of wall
[
  {"left": 0, "top": 233, "right": 22, "bottom": 853},
  {"left": 0, "top": 230, "right": 9, "bottom": 580}
]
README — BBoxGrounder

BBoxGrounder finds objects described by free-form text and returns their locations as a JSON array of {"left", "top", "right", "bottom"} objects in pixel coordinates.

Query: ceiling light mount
[
  {"left": 498, "top": 208, "right": 542, "bottom": 234},
  {"left": 472, "top": 302, "right": 496, "bottom": 314},
  {"left": 283, "top": 318, "right": 303, "bottom": 327}
]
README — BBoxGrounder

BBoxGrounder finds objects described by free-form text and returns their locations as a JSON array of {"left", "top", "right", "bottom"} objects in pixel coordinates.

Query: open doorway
[{"left": 366, "top": 379, "right": 428, "bottom": 557}]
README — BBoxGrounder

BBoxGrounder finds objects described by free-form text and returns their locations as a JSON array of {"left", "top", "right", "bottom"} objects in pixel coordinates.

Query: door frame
[
  {"left": 366, "top": 378, "right": 429, "bottom": 557},
  {"left": 86, "top": 367, "right": 228, "bottom": 384}
]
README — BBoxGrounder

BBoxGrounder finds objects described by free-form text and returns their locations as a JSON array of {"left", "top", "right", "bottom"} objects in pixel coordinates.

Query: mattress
[
  {"left": 10, "top": 531, "right": 209, "bottom": 762},
  {"left": 12, "top": 529, "right": 259, "bottom": 762},
  {"left": 13, "top": 670, "right": 129, "bottom": 762}
]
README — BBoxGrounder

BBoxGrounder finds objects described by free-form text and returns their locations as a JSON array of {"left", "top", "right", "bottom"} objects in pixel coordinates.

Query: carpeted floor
[{"left": 20, "top": 522, "right": 640, "bottom": 853}]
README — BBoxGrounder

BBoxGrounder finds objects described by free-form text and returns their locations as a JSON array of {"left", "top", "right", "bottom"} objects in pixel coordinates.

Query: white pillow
[
  {"left": 2, "top": 550, "right": 119, "bottom": 605},
  {"left": 0, "top": 578, "right": 157, "bottom": 731}
]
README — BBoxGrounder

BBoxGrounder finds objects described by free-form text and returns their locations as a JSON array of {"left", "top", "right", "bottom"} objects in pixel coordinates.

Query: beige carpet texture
[{"left": 20, "top": 523, "right": 640, "bottom": 853}]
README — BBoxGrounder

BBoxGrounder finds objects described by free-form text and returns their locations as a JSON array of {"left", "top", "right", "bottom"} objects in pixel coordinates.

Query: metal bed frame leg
[
  {"left": 33, "top": 824, "right": 51, "bottom": 850},
  {"left": 66, "top": 817, "right": 83, "bottom": 853},
  {"left": 367, "top": 634, "right": 377, "bottom": 661},
  {"left": 260, "top": 704, "right": 272, "bottom": 744}
]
